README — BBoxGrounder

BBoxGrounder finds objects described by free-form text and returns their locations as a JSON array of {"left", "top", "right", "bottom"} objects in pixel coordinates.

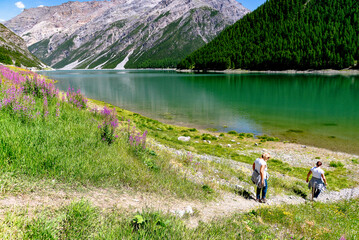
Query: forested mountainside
[
  {"left": 4, "top": 0, "right": 249, "bottom": 70},
  {"left": 177, "top": 0, "right": 359, "bottom": 70},
  {"left": 0, "top": 24, "right": 43, "bottom": 68}
]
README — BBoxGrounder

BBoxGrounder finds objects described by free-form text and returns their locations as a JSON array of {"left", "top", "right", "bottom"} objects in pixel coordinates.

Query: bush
[
  {"left": 201, "top": 134, "right": 217, "bottom": 141},
  {"left": 329, "top": 161, "right": 344, "bottom": 168},
  {"left": 257, "top": 134, "right": 279, "bottom": 142},
  {"left": 97, "top": 106, "right": 119, "bottom": 145}
]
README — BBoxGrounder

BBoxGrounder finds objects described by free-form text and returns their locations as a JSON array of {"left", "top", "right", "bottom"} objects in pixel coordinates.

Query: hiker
[
  {"left": 306, "top": 161, "right": 327, "bottom": 198},
  {"left": 252, "top": 152, "right": 270, "bottom": 203}
]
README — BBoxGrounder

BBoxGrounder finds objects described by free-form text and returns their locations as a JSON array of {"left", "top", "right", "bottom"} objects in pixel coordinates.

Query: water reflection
[{"left": 40, "top": 70, "right": 359, "bottom": 152}]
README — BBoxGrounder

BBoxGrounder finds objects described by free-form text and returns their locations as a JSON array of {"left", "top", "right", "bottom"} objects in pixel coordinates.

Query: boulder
[{"left": 178, "top": 136, "right": 191, "bottom": 142}]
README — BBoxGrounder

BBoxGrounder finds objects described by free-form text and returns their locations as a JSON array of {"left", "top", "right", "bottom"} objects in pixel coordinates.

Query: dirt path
[{"left": 1, "top": 185, "right": 358, "bottom": 227}]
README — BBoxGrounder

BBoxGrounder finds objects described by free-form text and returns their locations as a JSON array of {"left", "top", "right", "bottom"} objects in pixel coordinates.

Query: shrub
[
  {"left": 257, "top": 134, "right": 279, "bottom": 142},
  {"left": 66, "top": 87, "right": 87, "bottom": 109},
  {"left": 97, "top": 106, "right": 119, "bottom": 145},
  {"left": 201, "top": 134, "right": 217, "bottom": 141},
  {"left": 329, "top": 161, "right": 344, "bottom": 168}
]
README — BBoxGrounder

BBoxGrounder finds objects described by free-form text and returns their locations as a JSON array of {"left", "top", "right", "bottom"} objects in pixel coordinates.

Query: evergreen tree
[{"left": 178, "top": 0, "right": 359, "bottom": 70}]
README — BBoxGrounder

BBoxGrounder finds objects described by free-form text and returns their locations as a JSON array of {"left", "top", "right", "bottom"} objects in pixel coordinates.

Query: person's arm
[
  {"left": 321, "top": 173, "right": 327, "bottom": 185},
  {"left": 260, "top": 165, "right": 265, "bottom": 185},
  {"left": 252, "top": 163, "right": 255, "bottom": 171},
  {"left": 306, "top": 170, "right": 312, "bottom": 183}
]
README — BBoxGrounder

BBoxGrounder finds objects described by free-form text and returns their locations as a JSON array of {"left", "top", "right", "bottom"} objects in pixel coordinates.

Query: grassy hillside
[
  {"left": 178, "top": 0, "right": 359, "bottom": 70},
  {"left": 1, "top": 66, "right": 358, "bottom": 239},
  {"left": 0, "top": 65, "right": 209, "bottom": 200},
  {"left": 0, "top": 24, "right": 43, "bottom": 68}
]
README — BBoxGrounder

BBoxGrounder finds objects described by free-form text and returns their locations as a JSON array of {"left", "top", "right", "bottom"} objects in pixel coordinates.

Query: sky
[{"left": 0, "top": 0, "right": 266, "bottom": 22}]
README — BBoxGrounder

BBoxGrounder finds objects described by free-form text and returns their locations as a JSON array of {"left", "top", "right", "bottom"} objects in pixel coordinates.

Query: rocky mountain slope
[
  {"left": 0, "top": 24, "right": 44, "bottom": 68},
  {"left": 5, "top": 0, "right": 250, "bottom": 69}
]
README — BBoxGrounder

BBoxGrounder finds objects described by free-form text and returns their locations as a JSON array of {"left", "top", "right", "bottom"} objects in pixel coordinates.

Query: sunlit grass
[{"left": 1, "top": 199, "right": 358, "bottom": 239}]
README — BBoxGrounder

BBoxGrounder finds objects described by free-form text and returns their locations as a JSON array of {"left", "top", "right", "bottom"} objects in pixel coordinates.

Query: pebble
[
  {"left": 177, "top": 210, "right": 185, "bottom": 217},
  {"left": 231, "top": 140, "right": 236, "bottom": 142},
  {"left": 185, "top": 206, "right": 194, "bottom": 215},
  {"left": 178, "top": 136, "right": 191, "bottom": 142},
  {"left": 301, "top": 145, "right": 307, "bottom": 148},
  {"left": 227, "top": 144, "right": 231, "bottom": 147}
]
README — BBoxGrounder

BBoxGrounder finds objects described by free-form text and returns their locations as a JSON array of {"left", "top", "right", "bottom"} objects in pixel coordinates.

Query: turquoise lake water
[{"left": 40, "top": 70, "right": 359, "bottom": 154}]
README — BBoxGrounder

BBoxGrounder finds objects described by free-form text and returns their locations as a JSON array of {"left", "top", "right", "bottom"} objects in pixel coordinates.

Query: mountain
[
  {"left": 0, "top": 24, "right": 44, "bottom": 68},
  {"left": 4, "top": 0, "right": 250, "bottom": 70},
  {"left": 177, "top": 0, "right": 359, "bottom": 70}
]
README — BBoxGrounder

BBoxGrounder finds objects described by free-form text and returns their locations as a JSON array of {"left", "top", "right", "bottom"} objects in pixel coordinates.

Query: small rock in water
[{"left": 178, "top": 136, "right": 191, "bottom": 142}]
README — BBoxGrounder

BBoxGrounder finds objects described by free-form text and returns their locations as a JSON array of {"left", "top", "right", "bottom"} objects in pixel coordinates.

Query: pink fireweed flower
[
  {"left": 101, "top": 106, "right": 111, "bottom": 116},
  {"left": 110, "top": 120, "right": 119, "bottom": 128},
  {"left": 129, "top": 135, "right": 134, "bottom": 145}
]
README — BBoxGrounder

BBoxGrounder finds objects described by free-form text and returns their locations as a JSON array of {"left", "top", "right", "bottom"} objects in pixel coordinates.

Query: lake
[{"left": 39, "top": 70, "right": 359, "bottom": 154}]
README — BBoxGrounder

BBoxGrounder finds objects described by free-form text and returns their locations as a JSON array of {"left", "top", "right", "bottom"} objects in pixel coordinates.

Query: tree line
[{"left": 177, "top": 0, "right": 359, "bottom": 70}]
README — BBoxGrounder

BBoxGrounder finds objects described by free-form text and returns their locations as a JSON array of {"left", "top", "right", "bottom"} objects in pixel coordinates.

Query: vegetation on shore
[
  {"left": 0, "top": 65, "right": 210, "bottom": 200},
  {"left": 89, "top": 98, "right": 358, "bottom": 195},
  {"left": 1, "top": 198, "right": 358, "bottom": 239},
  {"left": 1, "top": 66, "right": 358, "bottom": 239},
  {"left": 178, "top": 0, "right": 359, "bottom": 70}
]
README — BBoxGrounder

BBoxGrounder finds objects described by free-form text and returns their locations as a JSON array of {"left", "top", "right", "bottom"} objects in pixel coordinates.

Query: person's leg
[
  {"left": 256, "top": 187, "right": 261, "bottom": 200},
  {"left": 314, "top": 188, "right": 321, "bottom": 198},
  {"left": 262, "top": 179, "right": 268, "bottom": 201}
]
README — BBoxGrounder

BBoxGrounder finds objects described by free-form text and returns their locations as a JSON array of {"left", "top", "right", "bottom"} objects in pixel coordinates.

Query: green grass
[
  {"left": 1, "top": 199, "right": 358, "bottom": 239},
  {"left": 329, "top": 161, "right": 345, "bottom": 168},
  {"left": 0, "top": 78, "right": 211, "bottom": 200}
]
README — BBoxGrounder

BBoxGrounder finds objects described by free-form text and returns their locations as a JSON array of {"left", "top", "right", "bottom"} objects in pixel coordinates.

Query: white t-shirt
[
  {"left": 254, "top": 158, "right": 268, "bottom": 179},
  {"left": 311, "top": 167, "right": 324, "bottom": 179}
]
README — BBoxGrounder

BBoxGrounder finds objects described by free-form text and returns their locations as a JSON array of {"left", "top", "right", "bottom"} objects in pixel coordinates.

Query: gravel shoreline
[{"left": 177, "top": 68, "right": 359, "bottom": 75}]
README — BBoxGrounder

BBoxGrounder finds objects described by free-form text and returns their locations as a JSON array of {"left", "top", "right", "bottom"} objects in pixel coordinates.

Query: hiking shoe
[
  {"left": 261, "top": 199, "right": 266, "bottom": 203},
  {"left": 255, "top": 199, "right": 260, "bottom": 203}
]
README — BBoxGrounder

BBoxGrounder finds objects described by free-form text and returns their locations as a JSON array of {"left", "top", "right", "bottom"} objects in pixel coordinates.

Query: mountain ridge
[
  {"left": 0, "top": 23, "right": 44, "bottom": 68},
  {"left": 5, "top": 0, "right": 250, "bottom": 69}
]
